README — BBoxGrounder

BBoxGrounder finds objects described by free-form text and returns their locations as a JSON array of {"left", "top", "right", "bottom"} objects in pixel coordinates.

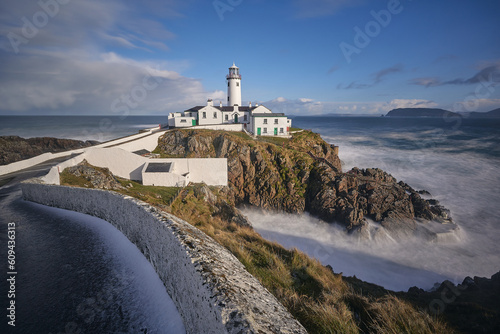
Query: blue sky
[{"left": 0, "top": 0, "right": 499, "bottom": 115}]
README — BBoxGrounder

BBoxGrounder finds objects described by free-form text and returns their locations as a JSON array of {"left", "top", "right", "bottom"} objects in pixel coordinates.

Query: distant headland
[{"left": 385, "top": 107, "right": 500, "bottom": 118}]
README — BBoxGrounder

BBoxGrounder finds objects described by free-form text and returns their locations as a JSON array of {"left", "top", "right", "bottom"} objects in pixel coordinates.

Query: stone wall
[{"left": 21, "top": 181, "right": 306, "bottom": 334}]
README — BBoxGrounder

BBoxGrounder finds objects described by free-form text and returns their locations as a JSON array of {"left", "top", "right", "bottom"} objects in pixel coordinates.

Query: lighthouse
[{"left": 226, "top": 63, "right": 241, "bottom": 106}]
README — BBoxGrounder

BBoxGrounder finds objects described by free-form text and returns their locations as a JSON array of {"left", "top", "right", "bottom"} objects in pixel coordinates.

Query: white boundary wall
[
  {"left": 40, "top": 147, "right": 228, "bottom": 187},
  {"left": 21, "top": 182, "right": 306, "bottom": 334},
  {"left": 0, "top": 127, "right": 162, "bottom": 177},
  {"left": 191, "top": 124, "right": 244, "bottom": 132}
]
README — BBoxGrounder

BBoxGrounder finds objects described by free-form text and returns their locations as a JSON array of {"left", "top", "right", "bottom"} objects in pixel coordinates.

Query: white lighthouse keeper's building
[{"left": 167, "top": 63, "right": 292, "bottom": 136}]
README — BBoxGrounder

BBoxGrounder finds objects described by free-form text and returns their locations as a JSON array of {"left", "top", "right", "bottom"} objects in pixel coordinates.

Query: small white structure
[
  {"left": 44, "top": 147, "right": 228, "bottom": 187},
  {"left": 142, "top": 158, "right": 228, "bottom": 187},
  {"left": 168, "top": 63, "right": 292, "bottom": 136}
]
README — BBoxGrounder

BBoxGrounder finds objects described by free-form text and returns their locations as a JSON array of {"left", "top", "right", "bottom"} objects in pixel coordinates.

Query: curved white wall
[{"left": 21, "top": 182, "right": 306, "bottom": 334}]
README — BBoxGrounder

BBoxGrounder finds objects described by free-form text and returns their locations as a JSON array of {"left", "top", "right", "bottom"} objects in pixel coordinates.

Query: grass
[
  {"left": 168, "top": 185, "right": 454, "bottom": 334},
  {"left": 115, "top": 178, "right": 180, "bottom": 207},
  {"left": 229, "top": 131, "right": 253, "bottom": 140},
  {"left": 60, "top": 167, "right": 180, "bottom": 207},
  {"left": 258, "top": 136, "right": 290, "bottom": 146}
]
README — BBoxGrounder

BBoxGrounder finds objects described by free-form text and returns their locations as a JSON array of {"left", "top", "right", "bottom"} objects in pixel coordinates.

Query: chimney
[
  {"left": 249, "top": 101, "right": 252, "bottom": 108},
  {"left": 207, "top": 99, "right": 213, "bottom": 107},
  {"left": 219, "top": 101, "right": 222, "bottom": 107}
]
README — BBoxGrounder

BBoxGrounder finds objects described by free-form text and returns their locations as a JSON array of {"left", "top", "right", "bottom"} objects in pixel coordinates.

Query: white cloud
[
  {"left": 259, "top": 97, "right": 441, "bottom": 116},
  {"left": 0, "top": 0, "right": 176, "bottom": 54},
  {"left": 0, "top": 50, "right": 220, "bottom": 114},
  {"left": 387, "top": 99, "right": 438, "bottom": 110},
  {"left": 0, "top": 0, "right": 218, "bottom": 115}
]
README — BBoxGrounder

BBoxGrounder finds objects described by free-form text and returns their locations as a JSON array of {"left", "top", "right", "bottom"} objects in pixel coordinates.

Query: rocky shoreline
[
  {"left": 156, "top": 129, "right": 457, "bottom": 240},
  {"left": 0, "top": 135, "right": 98, "bottom": 165}
]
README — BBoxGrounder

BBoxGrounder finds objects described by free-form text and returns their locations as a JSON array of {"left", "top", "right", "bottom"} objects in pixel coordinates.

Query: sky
[{"left": 0, "top": 0, "right": 499, "bottom": 116}]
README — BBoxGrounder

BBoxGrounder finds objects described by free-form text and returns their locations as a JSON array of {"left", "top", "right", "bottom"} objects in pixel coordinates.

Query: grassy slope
[{"left": 170, "top": 185, "right": 452, "bottom": 334}]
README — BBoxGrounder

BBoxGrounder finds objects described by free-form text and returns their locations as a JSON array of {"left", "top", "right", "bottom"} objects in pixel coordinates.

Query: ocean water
[
  {"left": 244, "top": 116, "right": 500, "bottom": 291},
  {"left": 0, "top": 116, "right": 168, "bottom": 142}
]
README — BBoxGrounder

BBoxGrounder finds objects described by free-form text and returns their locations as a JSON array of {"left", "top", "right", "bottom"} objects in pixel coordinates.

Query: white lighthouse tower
[{"left": 226, "top": 63, "right": 242, "bottom": 106}]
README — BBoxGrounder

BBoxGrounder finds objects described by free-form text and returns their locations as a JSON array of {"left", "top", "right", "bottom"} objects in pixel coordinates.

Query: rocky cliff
[
  {"left": 0, "top": 136, "right": 97, "bottom": 165},
  {"left": 156, "top": 129, "right": 451, "bottom": 236}
]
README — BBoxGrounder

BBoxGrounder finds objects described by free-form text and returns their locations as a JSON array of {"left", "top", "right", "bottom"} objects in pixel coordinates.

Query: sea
[{"left": 1, "top": 115, "right": 499, "bottom": 295}]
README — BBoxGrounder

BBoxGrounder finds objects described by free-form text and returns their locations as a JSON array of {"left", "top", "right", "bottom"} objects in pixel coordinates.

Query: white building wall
[
  {"left": 252, "top": 117, "right": 290, "bottom": 136},
  {"left": 197, "top": 106, "right": 222, "bottom": 126},
  {"left": 192, "top": 124, "right": 244, "bottom": 132},
  {"left": 142, "top": 170, "right": 188, "bottom": 187},
  {"left": 227, "top": 78, "right": 241, "bottom": 107},
  {"left": 41, "top": 147, "right": 227, "bottom": 187},
  {"left": 171, "top": 116, "right": 196, "bottom": 128},
  {"left": 142, "top": 158, "right": 227, "bottom": 187}
]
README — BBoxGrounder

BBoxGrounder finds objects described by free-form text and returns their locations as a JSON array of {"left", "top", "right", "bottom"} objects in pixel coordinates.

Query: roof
[
  {"left": 144, "top": 162, "right": 173, "bottom": 173},
  {"left": 132, "top": 149, "right": 150, "bottom": 156},
  {"left": 185, "top": 106, "right": 205, "bottom": 112},
  {"left": 252, "top": 113, "right": 286, "bottom": 117},
  {"left": 186, "top": 106, "right": 260, "bottom": 112}
]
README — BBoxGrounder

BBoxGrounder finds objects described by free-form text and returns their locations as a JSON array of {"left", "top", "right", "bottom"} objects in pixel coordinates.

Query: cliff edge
[{"left": 156, "top": 129, "right": 452, "bottom": 237}]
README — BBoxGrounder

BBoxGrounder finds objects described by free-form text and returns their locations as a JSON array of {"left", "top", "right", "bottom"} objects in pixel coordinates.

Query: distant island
[{"left": 385, "top": 107, "right": 500, "bottom": 118}]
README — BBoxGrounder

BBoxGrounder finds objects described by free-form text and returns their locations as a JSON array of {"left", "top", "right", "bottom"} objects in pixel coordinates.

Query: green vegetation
[
  {"left": 257, "top": 136, "right": 289, "bottom": 146},
  {"left": 59, "top": 165, "right": 112, "bottom": 188},
  {"left": 115, "top": 178, "right": 180, "bottom": 207},
  {"left": 229, "top": 131, "right": 252, "bottom": 140},
  {"left": 168, "top": 185, "right": 453, "bottom": 334},
  {"left": 289, "top": 127, "right": 302, "bottom": 132},
  {"left": 60, "top": 169, "right": 180, "bottom": 207}
]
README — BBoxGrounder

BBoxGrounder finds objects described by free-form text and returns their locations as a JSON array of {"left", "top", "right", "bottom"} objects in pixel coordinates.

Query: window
[
  {"left": 263, "top": 119, "right": 268, "bottom": 124},
  {"left": 263, "top": 128, "right": 267, "bottom": 133},
  {"left": 228, "top": 82, "right": 230, "bottom": 87},
  {"left": 236, "top": 82, "right": 239, "bottom": 87},
  {"left": 180, "top": 119, "right": 187, "bottom": 123},
  {"left": 280, "top": 128, "right": 284, "bottom": 133},
  {"left": 225, "top": 114, "right": 228, "bottom": 121},
  {"left": 202, "top": 112, "right": 206, "bottom": 119},
  {"left": 274, "top": 119, "right": 278, "bottom": 124},
  {"left": 227, "top": 97, "right": 230, "bottom": 101},
  {"left": 244, "top": 115, "right": 247, "bottom": 122},
  {"left": 213, "top": 112, "right": 217, "bottom": 118}
]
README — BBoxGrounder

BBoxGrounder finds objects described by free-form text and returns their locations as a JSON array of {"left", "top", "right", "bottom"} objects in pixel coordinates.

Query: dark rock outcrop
[
  {"left": 403, "top": 271, "right": 500, "bottom": 334},
  {"left": 157, "top": 129, "right": 452, "bottom": 235},
  {"left": 194, "top": 184, "right": 252, "bottom": 228},
  {"left": 63, "top": 160, "right": 124, "bottom": 190},
  {"left": 0, "top": 136, "right": 98, "bottom": 165}
]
